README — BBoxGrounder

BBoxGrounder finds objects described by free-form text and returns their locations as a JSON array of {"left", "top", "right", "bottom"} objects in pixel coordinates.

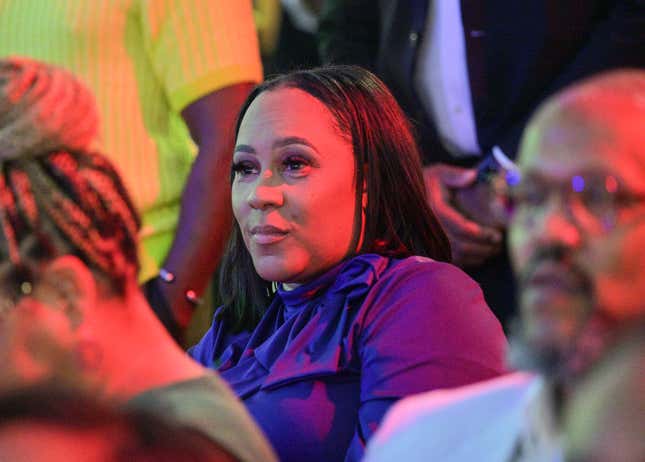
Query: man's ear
[{"left": 37, "top": 256, "right": 98, "bottom": 328}]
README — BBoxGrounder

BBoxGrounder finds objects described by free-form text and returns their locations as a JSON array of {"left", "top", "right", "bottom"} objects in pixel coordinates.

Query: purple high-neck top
[{"left": 189, "top": 254, "right": 507, "bottom": 462}]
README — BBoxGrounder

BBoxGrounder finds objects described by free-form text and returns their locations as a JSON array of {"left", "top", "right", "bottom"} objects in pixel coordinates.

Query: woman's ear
[{"left": 36, "top": 256, "right": 98, "bottom": 329}]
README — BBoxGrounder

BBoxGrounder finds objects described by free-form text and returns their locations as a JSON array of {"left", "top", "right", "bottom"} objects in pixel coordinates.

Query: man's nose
[{"left": 533, "top": 197, "right": 583, "bottom": 249}]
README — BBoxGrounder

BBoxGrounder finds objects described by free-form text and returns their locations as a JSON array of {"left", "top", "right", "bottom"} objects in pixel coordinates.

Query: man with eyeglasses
[{"left": 363, "top": 69, "right": 645, "bottom": 462}]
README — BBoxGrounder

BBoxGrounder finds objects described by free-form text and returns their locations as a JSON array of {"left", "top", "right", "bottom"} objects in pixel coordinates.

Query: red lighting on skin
[{"left": 605, "top": 176, "right": 618, "bottom": 194}]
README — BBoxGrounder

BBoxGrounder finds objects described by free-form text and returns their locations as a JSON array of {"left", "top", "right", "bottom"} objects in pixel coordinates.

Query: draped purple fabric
[{"left": 190, "top": 254, "right": 507, "bottom": 462}]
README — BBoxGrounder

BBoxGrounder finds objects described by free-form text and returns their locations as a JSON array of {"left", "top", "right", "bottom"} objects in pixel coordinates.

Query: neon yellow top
[{"left": 0, "top": 0, "right": 263, "bottom": 280}]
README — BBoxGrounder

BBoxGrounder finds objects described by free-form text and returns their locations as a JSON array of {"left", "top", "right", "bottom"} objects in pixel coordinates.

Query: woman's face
[{"left": 232, "top": 87, "right": 358, "bottom": 286}]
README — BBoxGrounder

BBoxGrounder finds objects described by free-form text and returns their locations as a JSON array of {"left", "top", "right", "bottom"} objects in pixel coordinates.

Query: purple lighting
[{"left": 572, "top": 175, "right": 585, "bottom": 193}]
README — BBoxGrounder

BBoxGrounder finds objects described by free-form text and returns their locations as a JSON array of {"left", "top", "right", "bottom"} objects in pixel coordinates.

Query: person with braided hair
[
  {"left": 0, "top": 57, "right": 277, "bottom": 462},
  {"left": 0, "top": 0, "right": 264, "bottom": 342}
]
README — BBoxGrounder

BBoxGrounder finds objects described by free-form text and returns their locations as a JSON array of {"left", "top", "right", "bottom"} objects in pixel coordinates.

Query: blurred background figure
[
  {"left": 364, "top": 69, "right": 645, "bottom": 462},
  {"left": 0, "top": 0, "right": 263, "bottom": 342},
  {"left": 0, "top": 57, "right": 277, "bottom": 462},
  {"left": 318, "top": 0, "right": 645, "bottom": 330},
  {"left": 0, "top": 384, "right": 239, "bottom": 461},
  {"left": 254, "top": 0, "right": 323, "bottom": 75}
]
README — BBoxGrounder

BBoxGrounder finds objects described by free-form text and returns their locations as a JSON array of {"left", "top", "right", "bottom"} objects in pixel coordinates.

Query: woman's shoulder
[
  {"left": 363, "top": 253, "right": 482, "bottom": 295},
  {"left": 332, "top": 253, "right": 484, "bottom": 302},
  {"left": 354, "top": 254, "right": 494, "bottom": 326},
  {"left": 341, "top": 253, "right": 468, "bottom": 280}
]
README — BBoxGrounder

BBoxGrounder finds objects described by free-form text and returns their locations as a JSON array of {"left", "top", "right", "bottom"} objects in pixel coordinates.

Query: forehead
[
  {"left": 519, "top": 101, "right": 645, "bottom": 188},
  {"left": 237, "top": 87, "right": 346, "bottom": 145}
]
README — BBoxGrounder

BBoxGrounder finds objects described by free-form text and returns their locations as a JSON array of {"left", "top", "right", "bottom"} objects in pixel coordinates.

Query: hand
[
  {"left": 423, "top": 164, "right": 503, "bottom": 268},
  {"left": 453, "top": 172, "right": 510, "bottom": 229}
]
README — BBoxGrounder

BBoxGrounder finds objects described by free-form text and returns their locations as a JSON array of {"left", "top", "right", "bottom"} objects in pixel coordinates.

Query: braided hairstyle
[{"left": 0, "top": 57, "right": 140, "bottom": 297}]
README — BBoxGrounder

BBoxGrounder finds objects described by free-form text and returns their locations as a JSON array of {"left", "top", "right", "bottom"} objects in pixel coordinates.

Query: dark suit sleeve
[
  {"left": 498, "top": 0, "right": 645, "bottom": 159},
  {"left": 317, "top": 0, "right": 380, "bottom": 69}
]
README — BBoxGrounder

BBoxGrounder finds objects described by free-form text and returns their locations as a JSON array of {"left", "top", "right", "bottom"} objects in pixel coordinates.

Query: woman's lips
[{"left": 249, "top": 225, "right": 289, "bottom": 245}]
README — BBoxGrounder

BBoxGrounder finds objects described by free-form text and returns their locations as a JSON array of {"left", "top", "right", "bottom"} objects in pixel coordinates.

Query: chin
[
  {"left": 508, "top": 320, "right": 567, "bottom": 375},
  {"left": 252, "top": 255, "right": 303, "bottom": 283},
  {"left": 515, "top": 297, "right": 588, "bottom": 372}
]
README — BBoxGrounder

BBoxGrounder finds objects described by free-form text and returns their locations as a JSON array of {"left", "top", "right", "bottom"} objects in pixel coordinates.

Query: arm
[
  {"left": 319, "top": 1, "right": 502, "bottom": 267},
  {"left": 344, "top": 260, "right": 507, "bottom": 460},
  {"left": 138, "top": 0, "right": 262, "bottom": 337},
  {"left": 159, "top": 82, "right": 255, "bottom": 330},
  {"left": 425, "top": 0, "right": 645, "bottom": 267}
]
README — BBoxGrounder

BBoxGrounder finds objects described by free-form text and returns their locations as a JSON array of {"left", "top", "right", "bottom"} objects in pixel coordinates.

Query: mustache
[{"left": 518, "top": 245, "right": 591, "bottom": 293}]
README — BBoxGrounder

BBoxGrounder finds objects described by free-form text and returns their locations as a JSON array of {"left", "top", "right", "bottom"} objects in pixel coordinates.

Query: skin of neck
[{"left": 78, "top": 278, "right": 204, "bottom": 398}]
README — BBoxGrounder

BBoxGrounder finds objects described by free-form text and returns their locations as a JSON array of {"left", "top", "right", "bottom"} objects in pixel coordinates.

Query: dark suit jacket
[{"left": 319, "top": 0, "right": 645, "bottom": 164}]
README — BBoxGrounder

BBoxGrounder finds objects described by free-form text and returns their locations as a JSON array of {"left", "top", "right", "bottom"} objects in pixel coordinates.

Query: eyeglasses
[{"left": 504, "top": 173, "right": 645, "bottom": 234}]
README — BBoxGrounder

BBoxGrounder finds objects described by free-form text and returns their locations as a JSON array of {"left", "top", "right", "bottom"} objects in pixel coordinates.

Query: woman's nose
[{"left": 247, "top": 169, "right": 284, "bottom": 209}]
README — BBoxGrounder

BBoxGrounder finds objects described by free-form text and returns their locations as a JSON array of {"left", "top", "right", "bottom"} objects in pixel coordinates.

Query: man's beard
[
  {"left": 506, "top": 314, "right": 567, "bottom": 377},
  {"left": 509, "top": 244, "right": 594, "bottom": 378},
  {"left": 507, "top": 306, "right": 623, "bottom": 386}
]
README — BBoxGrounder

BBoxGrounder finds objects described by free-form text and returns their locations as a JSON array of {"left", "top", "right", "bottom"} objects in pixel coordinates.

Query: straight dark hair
[{"left": 219, "top": 65, "right": 450, "bottom": 331}]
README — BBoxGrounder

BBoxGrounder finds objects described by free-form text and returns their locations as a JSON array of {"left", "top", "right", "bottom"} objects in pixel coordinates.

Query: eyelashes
[
  {"left": 232, "top": 154, "right": 314, "bottom": 179},
  {"left": 231, "top": 160, "right": 257, "bottom": 177},
  {"left": 282, "top": 155, "right": 311, "bottom": 174}
]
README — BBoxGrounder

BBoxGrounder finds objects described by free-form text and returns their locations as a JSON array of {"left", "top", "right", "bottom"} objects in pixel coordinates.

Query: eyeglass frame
[{"left": 501, "top": 170, "right": 645, "bottom": 234}]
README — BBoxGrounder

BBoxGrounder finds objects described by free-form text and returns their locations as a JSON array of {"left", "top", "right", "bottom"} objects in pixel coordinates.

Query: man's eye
[
  {"left": 513, "top": 186, "right": 546, "bottom": 208},
  {"left": 578, "top": 186, "right": 609, "bottom": 209}
]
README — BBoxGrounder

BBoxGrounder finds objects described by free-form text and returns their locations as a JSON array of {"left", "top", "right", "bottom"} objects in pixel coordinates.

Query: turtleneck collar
[{"left": 277, "top": 260, "right": 347, "bottom": 320}]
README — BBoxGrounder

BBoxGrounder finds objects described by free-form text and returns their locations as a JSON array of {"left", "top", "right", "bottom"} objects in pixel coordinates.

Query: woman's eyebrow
[
  {"left": 272, "top": 136, "right": 313, "bottom": 149},
  {"left": 233, "top": 144, "right": 255, "bottom": 154},
  {"left": 234, "top": 137, "right": 320, "bottom": 155}
]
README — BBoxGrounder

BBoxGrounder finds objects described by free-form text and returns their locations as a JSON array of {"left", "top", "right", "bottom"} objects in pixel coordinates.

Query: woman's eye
[
  {"left": 232, "top": 161, "right": 258, "bottom": 177},
  {"left": 283, "top": 156, "right": 310, "bottom": 175}
]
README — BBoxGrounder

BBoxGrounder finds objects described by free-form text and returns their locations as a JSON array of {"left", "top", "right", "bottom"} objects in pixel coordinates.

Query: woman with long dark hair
[{"left": 190, "top": 65, "right": 506, "bottom": 461}]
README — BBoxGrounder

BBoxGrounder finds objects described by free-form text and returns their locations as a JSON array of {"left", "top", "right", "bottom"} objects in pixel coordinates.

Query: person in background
[
  {"left": 364, "top": 69, "right": 645, "bottom": 462},
  {"left": 189, "top": 65, "right": 506, "bottom": 462},
  {"left": 0, "top": 57, "right": 277, "bottom": 462},
  {"left": 0, "top": 0, "right": 264, "bottom": 342},
  {"left": 318, "top": 0, "right": 645, "bottom": 329},
  {"left": 0, "top": 384, "right": 238, "bottom": 461}
]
